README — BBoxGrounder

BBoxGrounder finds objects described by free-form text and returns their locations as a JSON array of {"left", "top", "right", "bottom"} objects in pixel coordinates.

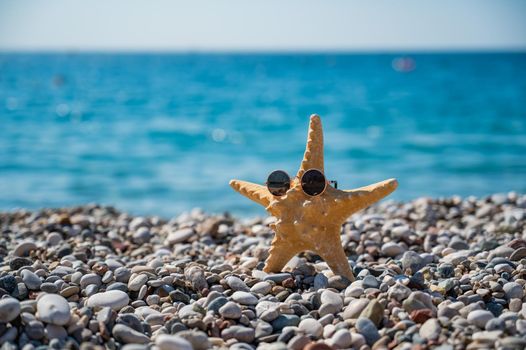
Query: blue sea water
[{"left": 1, "top": 53, "right": 525, "bottom": 217}]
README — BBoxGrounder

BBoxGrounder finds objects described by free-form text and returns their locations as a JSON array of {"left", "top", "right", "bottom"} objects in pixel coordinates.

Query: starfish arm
[
  {"left": 319, "top": 246, "right": 355, "bottom": 282},
  {"left": 263, "top": 240, "right": 299, "bottom": 273},
  {"left": 229, "top": 180, "right": 273, "bottom": 208},
  {"left": 297, "top": 114, "right": 324, "bottom": 177},
  {"left": 335, "top": 178, "right": 398, "bottom": 219}
]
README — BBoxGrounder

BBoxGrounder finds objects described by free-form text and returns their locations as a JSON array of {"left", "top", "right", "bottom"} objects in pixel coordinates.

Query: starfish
[{"left": 230, "top": 115, "right": 397, "bottom": 281}]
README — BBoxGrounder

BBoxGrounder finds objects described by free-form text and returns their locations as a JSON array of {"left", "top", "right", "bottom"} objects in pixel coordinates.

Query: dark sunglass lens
[
  {"left": 301, "top": 169, "right": 326, "bottom": 196},
  {"left": 267, "top": 170, "right": 291, "bottom": 196}
]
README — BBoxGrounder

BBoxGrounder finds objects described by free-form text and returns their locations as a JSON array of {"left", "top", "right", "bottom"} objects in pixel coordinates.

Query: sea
[{"left": 1, "top": 53, "right": 525, "bottom": 218}]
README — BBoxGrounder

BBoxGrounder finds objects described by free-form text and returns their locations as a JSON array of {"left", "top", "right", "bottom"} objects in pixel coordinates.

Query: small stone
[
  {"left": 264, "top": 273, "right": 292, "bottom": 284},
  {"left": 359, "top": 299, "right": 384, "bottom": 326},
  {"left": 177, "top": 330, "right": 211, "bottom": 350},
  {"left": 219, "top": 301, "right": 242, "bottom": 319},
  {"left": 21, "top": 270, "right": 41, "bottom": 290},
  {"left": 327, "top": 275, "right": 351, "bottom": 290},
  {"left": 467, "top": 310, "right": 494, "bottom": 329},
  {"left": 419, "top": 318, "right": 441, "bottom": 340},
  {"left": 36, "top": 294, "right": 70, "bottom": 325},
  {"left": 156, "top": 334, "right": 193, "bottom": 350},
  {"left": 45, "top": 324, "right": 67, "bottom": 340},
  {"left": 166, "top": 228, "right": 194, "bottom": 245},
  {"left": 128, "top": 274, "right": 148, "bottom": 292},
  {"left": 401, "top": 251, "right": 425, "bottom": 273},
  {"left": 13, "top": 241, "right": 37, "bottom": 257},
  {"left": 221, "top": 325, "right": 255, "bottom": 343},
  {"left": 362, "top": 275, "right": 379, "bottom": 289},
  {"left": 40, "top": 282, "right": 58, "bottom": 294},
  {"left": 381, "top": 242, "right": 405, "bottom": 257},
  {"left": 330, "top": 329, "right": 352, "bottom": 349},
  {"left": 225, "top": 276, "right": 250, "bottom": 292},
  {"left": 355, "top": 317, "right": 380, "bottom": 346},
  {"left": 288, "top": 334, "right": 311, "bottom": 350},
  {"left": 0, "top": 298, "right": 21, "bottom": 323},
  {"left": 0, "top": 275, "right": 17, "bottom": 293},
  {"left": 343, "top": 299, "right": 369, "bottom": 319},
  {"left": 112, "top": 324, "right": 149, "bottom": 344},
  {"left": 250, "top": 281, "right": 272, "bottom": 295},
  {"left": 26, "top": 320, "right": 45, "bottom": 340},
  {"left": 9, "top": 257, "right": 33, "bottom": 270},
  {"left": 232, "top": 291, "right": 258, "bottom": 305},
  {"left": 86, "top": 290, "right": 130, "bottom": 310},
  {"left": 503, "top": 282, "right": 524, "bottom": 299},
  {"left": 271, "top": 314, "right": 300, "bottom": 332},
  {"left": 80, "top": 273, "right": 102, "bottom": 289},
  {"left": 313, "top": 274, "right": 329, "bottom": 290},
  {"left": 298, "top": 318, "right": 323, "bottom": 338},
  {"left": 46, "top": 232, "right": 63, "bottom": 246}
]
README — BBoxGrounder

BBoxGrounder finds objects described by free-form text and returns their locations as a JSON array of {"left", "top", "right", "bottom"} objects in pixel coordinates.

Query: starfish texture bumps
[{"left": 230, "top": 115, "right": 398, "bottom": 281}]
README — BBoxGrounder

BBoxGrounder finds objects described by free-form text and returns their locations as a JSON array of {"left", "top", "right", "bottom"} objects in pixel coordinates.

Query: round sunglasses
[{"left": 266, "top": 169, "right": 337, "bottom": 197}]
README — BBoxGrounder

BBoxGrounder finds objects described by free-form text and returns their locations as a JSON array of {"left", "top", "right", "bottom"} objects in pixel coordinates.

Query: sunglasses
[{"left": 266, "top": 169, "right": 337, "bottom": 197}]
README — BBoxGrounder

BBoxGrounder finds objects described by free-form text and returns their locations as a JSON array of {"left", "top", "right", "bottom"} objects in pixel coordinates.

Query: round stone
[
  {"left": 87, "top": 290, "right": 130, "bottom": 310},
  {"left": 128, "top": 274, "right": 148, "bottom": 291},
  {"left": 330, "top": 329, "right": 352, "bottom": 348},
  {"left": 0, "top": 297, "right": 21, "bottom": 323},
  {"left": 355, "top": 317, "right": 380, "bottom": 346},
  {"left": 219, "top": 301, "right": 242, "bottom": 319},
  {"left": 298, "top": 318, "right": 323, "bottom": 338},
  {"left": 156, "top": 334, "right": 193, "bottom": 350},
  {"left": 21, "top": 270, "right": 42, "bottom": 290},
  {"left": 467, "top": 310, "right": 494, "bottom": 329},
  {"left": 250, "top": 281, "right": 272, "bottom": 295},
  {"left": 225, "top": 276, "right": 250, "bottom": 292},
  {"left": 232, "top": 291, "right": 258, "bottom": 305},
  {"left": 37, "top": 294, "right": 71, "bottom": 325},
  {"left": 221, "top": 325, "right": 255, "bottom": 343},
  {"left": 13, "top": 241, "right": 37, "bottom": 257},
  {"left": 503, "top": 282, "right": 524, "bottom": 299},
  {"left": 381, "top": 242, "right": 405, "bottom": 257},
  {"left": 80, "top": 273, "right": 102, "bottom": 289},
  {"left": 112, "top": 324, "right": 149, "bottom": 344},
  {"left": 419, "top": 318, "right": 441, "bottom": 340}
]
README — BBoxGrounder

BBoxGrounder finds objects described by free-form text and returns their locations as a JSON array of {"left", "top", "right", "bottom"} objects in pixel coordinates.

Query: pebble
[
  {"left": 13, "top": 241, "right": 37, "bottom": 257},
  {"left": 221, "top": 325, "right": 255, "bottom": 343},
  {"left": 0, "top": 298, "right": 21, "bottom": 323},
  {"left": 21, "top": 269, "right": 41, "bottom": 290},
  {"left": 219, "top": 301, "right": 242, "bottom": 319},
  {"left": 156, "top": 334, "right": 193, "bottom": 350},
  {"left": 250, "top": 281, "right": 272, "bottom": 294},
  {"left": 36, "top": 294, "right": 70, "bottom": 325},
  {"left": 86, "top": 290, "right": 130, "bottom": 310},
  {"left": 298, "top": 318, "right": 323, "bottom": 338},
  {"left": 503, "top": 282, "right": 524, "bottom": 299},
  {"left": 381, "top": 242, "right": 405, "bottom": 257},
  {"left": 128, "top": 274, "right": 148, "bottom": 291},
  {"left": 419, "top": 318, "right": 441, "bottom": 340},
  {"left": 112, "top": 324, "right": 150, "bottom": 344},
  {"left": 355, "top": 317, "right": 380, "bottom": 346},
  {"left": 226, "top": 276, "right": 250, "bottom": 292},
  {"left": 232, "top": 291, "right": 258, "bottom": 305},
  {"left": 468, "top": 310, "right": 495, "bottom": 329},
  {"left": 329, "top": 329, "right": 352, "bottom": 348}
]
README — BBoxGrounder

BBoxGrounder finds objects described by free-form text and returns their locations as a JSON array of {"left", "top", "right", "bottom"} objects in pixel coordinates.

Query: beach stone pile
[{"left": 1, "top": 193, "right": 526, "bottom": 350}]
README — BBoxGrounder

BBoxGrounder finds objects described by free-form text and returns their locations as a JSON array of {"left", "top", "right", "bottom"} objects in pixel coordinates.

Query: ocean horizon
[{"left": 1, "top": 52, "right": 525, "bottom": 217}]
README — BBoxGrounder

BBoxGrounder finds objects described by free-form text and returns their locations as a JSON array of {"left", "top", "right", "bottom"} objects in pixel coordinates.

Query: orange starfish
[{"left": 230, "top": 115, "right": 397, "bottom": 281}]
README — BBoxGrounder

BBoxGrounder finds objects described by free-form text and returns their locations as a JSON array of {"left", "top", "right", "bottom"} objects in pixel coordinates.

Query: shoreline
[{"left": 0, "top": 194, "right": 525, "bottom": 349}]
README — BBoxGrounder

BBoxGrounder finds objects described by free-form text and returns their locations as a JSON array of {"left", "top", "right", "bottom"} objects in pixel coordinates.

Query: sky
[{"left": 0, "top": 0, "right": 525, "bottom": 51}]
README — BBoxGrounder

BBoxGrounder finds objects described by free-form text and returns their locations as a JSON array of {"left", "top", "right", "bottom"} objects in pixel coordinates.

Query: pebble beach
[{"left": 1, "top": 193, "right": 526, "bottom": 350}]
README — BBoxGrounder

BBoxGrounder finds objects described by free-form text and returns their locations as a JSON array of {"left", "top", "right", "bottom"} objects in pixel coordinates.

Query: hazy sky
[{"left": 0, "top": 0, "right": 525, "bottom": 51}]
